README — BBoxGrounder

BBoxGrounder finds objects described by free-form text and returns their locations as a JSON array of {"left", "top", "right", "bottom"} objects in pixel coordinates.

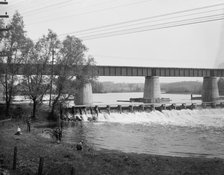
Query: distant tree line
[
  {"left": 0, "top": 12, "right": 96, "bottom": 119},
  {"left": 91, "top": 81, "right": 202, "bottom": 94},
  {"left": 161, "top": 81, "right": 202, "bottom": 94},
  {"left": 92, "top": 80, "right": 224, "bottom": 96},
  {"left": 92, "top": 81, "right": 144, "bottom": 93}
]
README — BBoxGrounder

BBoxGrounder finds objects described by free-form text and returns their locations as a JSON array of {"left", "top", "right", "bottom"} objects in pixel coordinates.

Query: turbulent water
[
  {"left": 79, "top": 109, "right": 224, "bottom": 127},
  {"left": 62, "top": 108, "right": 224, "bottom": 159},
  {"left": 19, "top": 92, "right": 224, "bottom": 158}
]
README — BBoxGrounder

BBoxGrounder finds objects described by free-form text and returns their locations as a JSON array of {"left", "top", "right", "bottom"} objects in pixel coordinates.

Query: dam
[{"left": 52, "top": 92, "right": 224, "bottom": 159}]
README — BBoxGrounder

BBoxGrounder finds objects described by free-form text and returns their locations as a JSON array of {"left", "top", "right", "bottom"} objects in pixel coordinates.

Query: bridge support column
[
  {"left": 75, "top": 82, "right": 93, "bottom": 105},
  {"left": 143, "top": 76, "right": 161, "bottom": 103},
  {"left": 202, "top": 77, "right": 219, "bottom": 102}
]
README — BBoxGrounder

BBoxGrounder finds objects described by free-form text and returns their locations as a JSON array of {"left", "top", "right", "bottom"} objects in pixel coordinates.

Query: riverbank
[{"left": 0, "top": 120, "right": 224, "bottom": 175}]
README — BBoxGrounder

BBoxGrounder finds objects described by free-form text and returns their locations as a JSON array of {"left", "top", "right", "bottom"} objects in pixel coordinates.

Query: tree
[
  {"left": 0, "top": 19, "right": 5, "bottom": 101},
  {"left": 218, "top": 77, "right": 224, "bottom": 96},
  {"left": 92, "top": 81, "right": 104, "bottom": 93},
  {"left": 49, "top": 35, "right": 96, "bottom": 119},
  {"left": 21, "top": 37, "right": 50, "bottom": 119},
  {"left": 44, "top": 29, "right": 61, "bottom": 106},
  {"left": 0, "top": 19, "right": 4, "bottom": 41},
  {"left": 0, "top": 11, "right": 26, "bottom": 117}
]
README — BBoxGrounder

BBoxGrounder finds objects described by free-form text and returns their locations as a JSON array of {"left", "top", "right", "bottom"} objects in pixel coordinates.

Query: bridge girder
[
  {"left": 97, "top": 66, "right": 224, "bottom": 77},
  {"left": 1, "top": 63, "right": 224, "bottom": 77}
]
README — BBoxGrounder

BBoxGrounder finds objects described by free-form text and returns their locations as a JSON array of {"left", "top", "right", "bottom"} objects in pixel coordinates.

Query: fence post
[
  {"left": 38, "top": 157, "right": 44, "bottom": 175},
  {"left": 12, "top": 146, "right": 17, "bottom": 170},
  {"left": 71, "top": 167, "right": 75, "bottom": 175}
]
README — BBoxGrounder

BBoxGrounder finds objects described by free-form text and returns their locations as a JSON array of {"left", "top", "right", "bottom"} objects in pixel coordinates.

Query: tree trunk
[
  {"left": 49, "top": 102, "right": 56, "bottom": 120},
  {"left": 49, "top": 93, "right": 61, "bottom": 120},
  {"left": 5, "top": 101, "right": 10, "bottom": 118},
  {"left": 51, "top": 103, "right": 55, "bottom": 116},
  {"left": 4, "top": 73, "right": 10, "bottom": 118},
  {"left": 32, "top": 99, "right": 37, "bottom": 119}
]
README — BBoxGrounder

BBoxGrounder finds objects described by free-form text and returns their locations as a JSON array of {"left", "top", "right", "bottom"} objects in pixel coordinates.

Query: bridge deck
[
  {"left": 1, "top": 63, "right": 224, "bottom": 77},
  {"left": 97, "top": 66, "right": 224, "bottom": 77}
]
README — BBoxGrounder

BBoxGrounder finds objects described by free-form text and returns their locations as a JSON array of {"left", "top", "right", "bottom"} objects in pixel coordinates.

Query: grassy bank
[{"left": 1, "top": 120, "right": 224, "bottom": 175}]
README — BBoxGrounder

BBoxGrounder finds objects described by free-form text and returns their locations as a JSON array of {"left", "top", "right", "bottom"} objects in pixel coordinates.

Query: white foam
[{"left": 79, "top": 108, "right": 224, "bottom": 127}]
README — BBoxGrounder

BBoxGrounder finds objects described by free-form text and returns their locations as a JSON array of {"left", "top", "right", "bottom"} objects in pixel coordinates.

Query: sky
[{"left": 2, "top": 0, "right": 224, "bottom": 83}]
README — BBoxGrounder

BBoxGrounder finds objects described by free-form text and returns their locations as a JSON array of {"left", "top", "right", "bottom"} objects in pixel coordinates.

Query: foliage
[
  {"left": 161, "top": 81, "right": 202, "bottom": 94},
  {"left": 101, "top": 82, "right": 144, "bottom": 93},
  {"left": 92, "top": 80, "right": 104, "bottom": 93},
  {"left": 49, "top": 35, "right": 96, "bottom": 119},
  {"left": 93, "top": 81, "right": 203, "bottom": 94},
  {"left": 0, "top": 13, "right": 96, "bottom": 119},
  {"left": 0, "top": 11, "right": 27, "bottom": 117},
  {"left": 0, "top": 19, "right": 4, "bottom": 41},
  {"left": 218, "top": 78, "right": 224, "bottom": 95},
  {"left": 21, "top": 36, "right": 51, "bottom": 118}
]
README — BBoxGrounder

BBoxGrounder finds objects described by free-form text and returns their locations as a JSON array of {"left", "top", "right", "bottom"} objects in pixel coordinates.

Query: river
[{"left": 44, "top": 92, "right": 224, "bottom": 158}]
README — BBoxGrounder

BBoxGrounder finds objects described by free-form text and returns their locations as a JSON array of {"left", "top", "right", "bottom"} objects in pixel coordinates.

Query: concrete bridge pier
[
  {"left": 143, "top": 76, "right": 161, "bottom": 103},
  {"left": 202, "top": 77, "right": 219, "bottom": 102},
  {"left": 74, "top": 82, "right": 93, "bottom": 105}
]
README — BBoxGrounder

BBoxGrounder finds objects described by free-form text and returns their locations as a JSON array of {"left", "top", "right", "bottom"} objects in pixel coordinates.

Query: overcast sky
[{"left": 2, "top": 0, "right": 224, "bottom": 82}]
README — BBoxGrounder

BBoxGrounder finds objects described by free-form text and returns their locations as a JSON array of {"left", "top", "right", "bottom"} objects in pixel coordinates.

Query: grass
[{"left": 1, "top": 119, "right": 224, "bottom": 175}]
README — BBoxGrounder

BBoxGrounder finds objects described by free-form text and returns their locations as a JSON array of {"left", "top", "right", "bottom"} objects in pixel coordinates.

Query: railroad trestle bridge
[{"left": 0, "top": 64, "right": 224, "bottom": 105}]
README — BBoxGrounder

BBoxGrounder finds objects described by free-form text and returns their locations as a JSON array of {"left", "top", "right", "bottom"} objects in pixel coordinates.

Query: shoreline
[{"left": 1, "top": 120, "right": 224, "bottom": 175}]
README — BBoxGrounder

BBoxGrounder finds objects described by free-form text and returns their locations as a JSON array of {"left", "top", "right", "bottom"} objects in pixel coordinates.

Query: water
[
  {"left": 92, "top": 92, "right": 199, "bottom": 105},
  {"left": 41, "top": 92, "right": 224, "bottom": 158}
]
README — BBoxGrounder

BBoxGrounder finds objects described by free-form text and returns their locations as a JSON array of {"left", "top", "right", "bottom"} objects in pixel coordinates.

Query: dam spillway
[
  {"left": 59, "top": 106, "right": 224, "bottom": 158},
  {"left": 63, "top": 102, "right": 224, "bottom": 122},
  {"left": 50, "top": 93, "right": 224, "bottom": 158}
]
